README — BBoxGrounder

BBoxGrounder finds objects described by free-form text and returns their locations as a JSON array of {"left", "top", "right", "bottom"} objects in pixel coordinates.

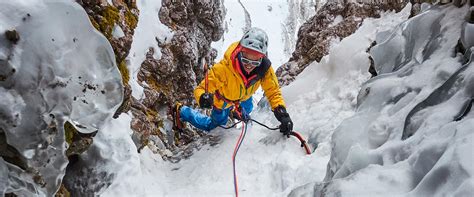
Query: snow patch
[
  {"left": 112, "top": 24, "right": 125, "bottom": 38},
  {"left": 127, "top": 0, "right": 173, "bottom": 99}
]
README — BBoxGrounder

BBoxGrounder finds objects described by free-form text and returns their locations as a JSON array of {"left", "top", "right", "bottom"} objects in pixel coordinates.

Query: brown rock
[
  {"left": 5, "top": 30, "right": 20, "bottom": 44},
  {"left": 276, "top": 1, "right": 408, "bottom": 86},
  {"left": 126, "top": 0, "right": 225, "bottom": 158}
]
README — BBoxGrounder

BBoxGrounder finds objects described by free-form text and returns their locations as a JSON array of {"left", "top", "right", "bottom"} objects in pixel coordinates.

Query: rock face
[
  {"left": 276, "top": 0, "right": 408, "bottom": 86},
  {"left": 129, "top": 0, "right": 225, "bottom": 160}
]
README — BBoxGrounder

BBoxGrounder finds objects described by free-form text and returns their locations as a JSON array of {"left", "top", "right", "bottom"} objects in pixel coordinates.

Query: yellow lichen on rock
[
  {"left": 55, "top": 184, "right": 71, "bottom": 197},
  {"left": 99, "top": 6, "right": 120, "bottom": 38},
  {"left": 118, "top": 60, "right": 130, "bottom": 84},
  {"left": 89, "top": 16, "right": 100, "bottom": 31},
  {"left": 125, "top": 10, "right": 138, "bottom": 29},
  {"left": 145, "top": 108, "right": 157, "bottom": 119},
  {"left": 146, "top": 75, "right": 171, "bottom": 95},
  {"left": 64, "top": 121, "right": 76, "bottom": 145}
]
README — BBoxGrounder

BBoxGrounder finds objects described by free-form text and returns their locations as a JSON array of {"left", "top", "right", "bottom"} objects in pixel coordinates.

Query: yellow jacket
[{"left": 194, "top": 42, "right": 286, "bottom": 110}]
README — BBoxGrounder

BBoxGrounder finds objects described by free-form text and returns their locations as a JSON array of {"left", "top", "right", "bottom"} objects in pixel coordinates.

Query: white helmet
[{"left": 240, "top": 27, "right": 268, "bottom": 55}]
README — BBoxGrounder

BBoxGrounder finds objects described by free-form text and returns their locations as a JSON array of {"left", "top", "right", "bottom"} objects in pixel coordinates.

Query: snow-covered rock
[
  {"left": 77, "top": 0, "right": 139, "bottom": 118},
  {"left": 0, "top": 0, "right": 123, "bottom": 196},
  {"left": 461, "top": 7, "right": 474, "bottom": 51},
  {"left": 290, "top": 4, "right": 473, "bottom": 196},
  {"left": 276, "top": 0, "right": 409, "bottom": 86}
]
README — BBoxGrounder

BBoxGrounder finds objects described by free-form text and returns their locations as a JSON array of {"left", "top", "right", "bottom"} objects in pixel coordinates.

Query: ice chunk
[{"left": 0, "top": 1, "right": 123, "bottom": 195}]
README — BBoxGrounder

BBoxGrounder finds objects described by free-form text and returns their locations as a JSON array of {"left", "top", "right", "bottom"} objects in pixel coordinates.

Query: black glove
[
  {"left": 273, "top": 106, "right": 293, "bottom": 136},
  {"left": 199, "top": 93, "right": 214, "bottom": 109}
]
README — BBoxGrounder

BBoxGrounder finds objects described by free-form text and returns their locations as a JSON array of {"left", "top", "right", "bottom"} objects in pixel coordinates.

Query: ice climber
[{"left": 171, "top": 27, "right": 293, "bottom": 135}]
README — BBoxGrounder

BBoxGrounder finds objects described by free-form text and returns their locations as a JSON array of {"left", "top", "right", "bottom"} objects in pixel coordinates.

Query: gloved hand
[
  {"left": 199, "top": 93, "right": 214, "bottom": 109},
  {"left": 273, "top": 106, "right": 293, "bottom": 136},
  {"left": 232, "top": 106, "right": 250, "bottom": 123}
]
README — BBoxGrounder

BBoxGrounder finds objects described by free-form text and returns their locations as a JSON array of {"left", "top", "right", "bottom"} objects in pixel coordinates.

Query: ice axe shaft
[
  {"left": 203, "top": 60, "right": 209, "bottom": 93},
  {"left": 289, "top": 131, "right": 312, "bottom": 155}
]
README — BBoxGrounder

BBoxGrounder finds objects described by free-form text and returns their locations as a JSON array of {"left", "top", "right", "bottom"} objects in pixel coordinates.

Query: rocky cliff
[
  {"left": 276, "top": 0, "right": 409, "bottom": 86},
  {"left": 56, "top": 0, "right": 225, "bottom": 195},
  {"left": 129, "top": 0, "right": 225, "bottom": 161}
]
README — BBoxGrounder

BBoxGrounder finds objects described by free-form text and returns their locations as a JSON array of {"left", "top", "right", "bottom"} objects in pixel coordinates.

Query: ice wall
[
  {"left": 0, "top": 0, "right": 123, "bottom": 195},
  {"left": 290, "top": 4, "right": 474, "bottom": 197}
]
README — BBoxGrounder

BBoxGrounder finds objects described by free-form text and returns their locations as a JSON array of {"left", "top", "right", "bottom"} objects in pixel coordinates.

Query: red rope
[
  {"left": 227, "top": 118, "right": 311, "bottom": 196},
  {"left": 232, "top": 122, "right": 247, "bottom": 197}
]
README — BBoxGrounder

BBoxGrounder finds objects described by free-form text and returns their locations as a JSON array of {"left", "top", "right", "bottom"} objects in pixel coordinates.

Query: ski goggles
[{"left": 240, "top": 53, "right": 262, "bottom": 67}]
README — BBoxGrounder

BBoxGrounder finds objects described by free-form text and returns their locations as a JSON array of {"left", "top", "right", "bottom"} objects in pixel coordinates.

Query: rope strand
[
  {"left": 219, "top": 121, "right": 241, "bottom": 129},
  {"left": 249, "top": 118, "right": 278, "bottom": 130},
  {"left": 232, "top": 122, "right": 247, "bottom": 197},
  {"left": 227, "top": 118, "right": 310, "bottom": 196}
]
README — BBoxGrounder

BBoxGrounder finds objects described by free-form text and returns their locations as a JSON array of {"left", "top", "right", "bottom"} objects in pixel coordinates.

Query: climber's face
[{"left": 241, "top": 52, "right": 262, "bottom": 73}]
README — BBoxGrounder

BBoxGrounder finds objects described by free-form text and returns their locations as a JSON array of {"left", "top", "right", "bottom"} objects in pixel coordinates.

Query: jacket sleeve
[
  {"left": 194, "top": 60, "right": 227, "bottom": 104},
  {"left": 261, "top": 66, "right": 286, "bottom": 110}
]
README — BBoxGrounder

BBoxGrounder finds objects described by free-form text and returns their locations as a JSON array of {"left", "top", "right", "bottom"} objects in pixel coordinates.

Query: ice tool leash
[{"left": 221, "top": 117, "right": 312, "bottom": 155}]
